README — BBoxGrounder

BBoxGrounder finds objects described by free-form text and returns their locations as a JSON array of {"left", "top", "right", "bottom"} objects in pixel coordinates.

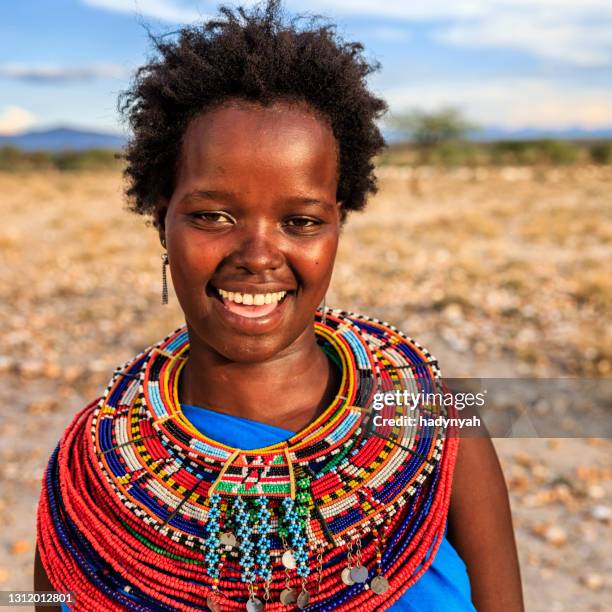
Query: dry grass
[{"left": 0, "top": 166, "right": 610, "bottom": 610}]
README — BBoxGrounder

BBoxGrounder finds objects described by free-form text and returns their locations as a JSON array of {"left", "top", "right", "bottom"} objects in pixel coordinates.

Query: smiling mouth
[{"left": 209, "top": 286, "right": 292, "bottom": 319}]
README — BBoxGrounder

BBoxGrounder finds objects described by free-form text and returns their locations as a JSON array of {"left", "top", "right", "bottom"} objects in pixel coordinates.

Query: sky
[{"left": 1, "top": 0, "right": 612, "bottom": 135}]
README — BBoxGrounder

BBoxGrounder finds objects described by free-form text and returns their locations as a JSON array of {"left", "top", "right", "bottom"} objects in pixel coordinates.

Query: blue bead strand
[
  {"left": 233, "top": 497, "right": 257, "bottom": 584},
  {"left": 280, "top": 497, "right": 310, "bottom": 579},
  {"left": 254, "top": 497, "right": 272, "bottom": 582},
  {"left": 204, "top": 493, "right": 221, "bottom": 578}
]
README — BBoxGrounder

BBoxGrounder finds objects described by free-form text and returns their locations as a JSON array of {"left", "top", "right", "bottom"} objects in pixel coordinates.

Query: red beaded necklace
[{"left": 38, "top": 309, "right": 458, "bottom": 610}]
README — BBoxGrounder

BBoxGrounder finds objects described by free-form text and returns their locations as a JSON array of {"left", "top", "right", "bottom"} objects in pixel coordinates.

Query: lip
[
  {"left": 210, "top": 282, "right": 296, "bottom": 294},
  {"left": 208, "top": 284, "right": 294, "bottom": 334}
]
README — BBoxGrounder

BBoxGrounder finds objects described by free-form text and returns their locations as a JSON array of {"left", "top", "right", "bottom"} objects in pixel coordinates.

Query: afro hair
[{"left": 119, "top": 0, "right": 387, "bottom": 223}]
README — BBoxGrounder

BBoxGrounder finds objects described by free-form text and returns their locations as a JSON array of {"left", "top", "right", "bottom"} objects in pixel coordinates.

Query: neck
[{"left": 178, "top": 324, "right": 339, "bottom": 432}]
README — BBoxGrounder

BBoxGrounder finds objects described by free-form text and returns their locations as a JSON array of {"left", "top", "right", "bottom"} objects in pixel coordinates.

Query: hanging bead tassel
[
  {"left": 341, "top": 541, "right": 355, "bottom": 586},
  {"left": 233, "top": 497, "right": 262, "bottom": 611},
  {"left": 280, "top": 494, "right": 311, "bottom": 608},
  {"left": 206, "top": 545, "right": 230, "bottom": 612},
  {"left": 349, "top": 536, "right": 368, "bottom": 585},
  {"left": 161, "top": 253, "right": 169, "bottom": 305},
  {"left": 204, "top": 494, "right": 221, "bottom": 578},
  {"left": 315, "top": 545, "right": 325, "bottom": 594},
  {"left": 279, "top": 535, "right": 298, "bottom": 605},
  {"left": 353, "top": 489, "right": 390, "bottom": 596},
  {"left": 254, "top": 497, "right": 272, "bottom": 602},
  {"left": 204, "top": 494, "right": 223, "bottom": 612},
  {"left": 369, "top": 524, "right": 390, "bottom": 595}
]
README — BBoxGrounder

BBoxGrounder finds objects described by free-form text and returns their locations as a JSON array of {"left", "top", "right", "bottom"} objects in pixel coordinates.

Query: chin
[
  {"left": 224, "top": 341, "right": 288, "bottom": 363},
  {"left": 206, "top": 329, "right": 298, "bottom": 364}
]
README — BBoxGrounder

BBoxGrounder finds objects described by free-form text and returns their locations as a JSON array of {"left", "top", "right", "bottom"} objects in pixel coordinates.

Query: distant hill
[
  {"left": 383, "top": 125, "right": 612, "bottom": 144},
  {"left": 472, "top": 126, "right": 612, "bottom": 142},
  {"left": 0, "top": 127, "right": 126, "bottom": 151},
  {"left": 2, "top": 125, "right": 611, "bottom": 152}
]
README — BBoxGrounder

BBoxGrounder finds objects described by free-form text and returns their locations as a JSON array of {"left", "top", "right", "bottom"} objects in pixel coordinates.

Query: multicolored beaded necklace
[{"left": 38, "top": 309, "right": 459, "bottom": 611}]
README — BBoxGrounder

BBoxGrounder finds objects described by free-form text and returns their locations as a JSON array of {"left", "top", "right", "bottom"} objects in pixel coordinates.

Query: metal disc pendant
[
  {"left": 206, "top": 595, "right": 221, "bottom": 612},
  {"left": 280, "top": 587, "right": 297, "bottom": 605},
  {"left": 246, "top": 597, "right": 263, "bottom": 612},
  {"left": 282, "top": 550, "right": 297, "bottom": 569},
  {"left": 297, "top": 589, "right": 310, "bottom": 609},
  {"left": 349, "top": 564, "right": 369, "bottom": 584},
  {"left": 341, "top": 567, "right": 355, "bottom": 585},
  {"left": 370, "top": 575, "right": 390, "bottom": 595},
  {"left": 220, "top": 531, "right": 237, "bottom": 548}
]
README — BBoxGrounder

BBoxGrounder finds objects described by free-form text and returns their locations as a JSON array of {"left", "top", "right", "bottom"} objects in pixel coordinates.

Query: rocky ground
[{"left": 0, "top": 166, "right": 609, "bottom": 610}]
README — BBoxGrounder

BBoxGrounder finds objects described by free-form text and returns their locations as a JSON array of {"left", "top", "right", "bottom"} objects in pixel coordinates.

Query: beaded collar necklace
[{"left": 38, "top": 309, "right": 458, "bottom": 611}]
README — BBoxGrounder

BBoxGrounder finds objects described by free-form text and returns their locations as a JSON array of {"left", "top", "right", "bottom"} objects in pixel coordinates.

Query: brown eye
[
  {"left": 285, "top": 217, "right": 320, "bottom": 228},
  {"left": 193, "top": 211, "right": 235, "bottom": 224}
]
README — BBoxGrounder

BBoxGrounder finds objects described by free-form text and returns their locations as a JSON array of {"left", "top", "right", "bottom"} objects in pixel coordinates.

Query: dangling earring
[
  {"left": 161, "top": 253, "right": 169, "bottom": 305},
  {"left": 319, "top": 296, "right": 327, "bottom": 324}
]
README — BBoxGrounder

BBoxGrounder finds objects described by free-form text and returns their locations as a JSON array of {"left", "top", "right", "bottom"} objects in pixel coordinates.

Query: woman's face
[{"left": 158, "top": 100, "right": 341, "bottom": 362}]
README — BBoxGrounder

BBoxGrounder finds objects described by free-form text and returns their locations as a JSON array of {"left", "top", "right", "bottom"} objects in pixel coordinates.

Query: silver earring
[
  {"left": 161, "top": 253, "right": 169, "bottom": 305},
  {"left": 319, "top": 296, "right": 327, "bottom": 324}
]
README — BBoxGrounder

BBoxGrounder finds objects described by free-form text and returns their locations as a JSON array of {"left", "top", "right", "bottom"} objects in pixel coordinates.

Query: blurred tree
[
  {"left": 0, "top": 145, "right": 22, "bottom": 171},
  {"left": 589, "top": 143, "right": 611, "bottom": 164},
  {"left": 391, "top": 107, "right": 477, "bottom": 162}
]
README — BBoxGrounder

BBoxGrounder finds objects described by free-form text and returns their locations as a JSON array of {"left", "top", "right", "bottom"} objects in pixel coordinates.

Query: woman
[{"left": 35, "top": 2, "right": 523, "bottom": 610}]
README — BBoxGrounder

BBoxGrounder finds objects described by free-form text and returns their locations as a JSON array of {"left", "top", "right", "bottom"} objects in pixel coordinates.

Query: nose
[{"left": 228, "top": 224, "right": 285, "bottom": 275}]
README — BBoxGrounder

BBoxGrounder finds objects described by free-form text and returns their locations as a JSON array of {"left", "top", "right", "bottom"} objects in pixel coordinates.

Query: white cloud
[
  {"left": 82, "top": 0, "right": 207, "bottom": 22},
  {"left": 0, "top": 62, "right": 130, "bottom": 83},
  {"left": 291, "top": 1, "right": 485, "bottom": 20},
  {"left": 434, "top": 14, "right": 612, "bottom": 67},
  {"left": 302, "top": 1, "right": 612, "bottom": 66},
  {"left": 0, "top": 106, "right": 37, "bottom": 135},
  {"left": 383, "top": 77, "right": 612, "bottom": 129},
  {"left": 78, "top": 1, "right": 612, "bottom": 65},
  {"left": 369, "top": 26, "right": 412, "bottom": 43},
  {"left": 304, "top": 0, "right": 612, "bottom": 21}
]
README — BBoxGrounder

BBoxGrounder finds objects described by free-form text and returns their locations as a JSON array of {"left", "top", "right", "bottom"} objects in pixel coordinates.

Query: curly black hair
[{"left": 119, "top": 0, "right": 387, "bottom": 223}]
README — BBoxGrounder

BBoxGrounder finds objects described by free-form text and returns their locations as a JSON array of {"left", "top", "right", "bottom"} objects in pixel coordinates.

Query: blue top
[{"left": 62, "top": 405, "right": 474, "bottom": 611}]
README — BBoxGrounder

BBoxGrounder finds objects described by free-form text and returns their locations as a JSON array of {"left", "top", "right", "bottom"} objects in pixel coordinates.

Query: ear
[
  {"left": 154, "top": 200, "right": 169, "bottom": 248},
  {"left": 336, "top": 200, "right": 345, "bottom": 225}
]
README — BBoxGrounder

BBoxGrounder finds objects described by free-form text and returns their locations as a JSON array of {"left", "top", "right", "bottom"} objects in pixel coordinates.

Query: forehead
[{"left": 176, "top": 101, "right": 339, "bottom": 193}]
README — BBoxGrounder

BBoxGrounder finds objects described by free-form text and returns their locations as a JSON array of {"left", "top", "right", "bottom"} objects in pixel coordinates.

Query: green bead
[
  {"left": 296, "top": 506, "right": 309, "bottom": 517},
  {"left": 278, "top": 527, "right": 289, "bottom": 538},
  {"left": 297, "top": 477, "right": 310, "bottom": 490}
]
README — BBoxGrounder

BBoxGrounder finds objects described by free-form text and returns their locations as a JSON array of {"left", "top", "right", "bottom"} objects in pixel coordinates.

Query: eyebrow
[
  {"left": 180, "top": 190, "right": 335, "bottom": 209},
  {"left": 284, "top": 196, "right": 336, "bottom": 209},
  {"left": 179, "top": 189, "right": 235, "bottom": 205}
]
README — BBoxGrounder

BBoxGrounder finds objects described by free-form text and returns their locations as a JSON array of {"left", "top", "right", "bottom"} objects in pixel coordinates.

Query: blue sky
[{"left": 1, "top": 0, "right": 611, "bottom": 134}]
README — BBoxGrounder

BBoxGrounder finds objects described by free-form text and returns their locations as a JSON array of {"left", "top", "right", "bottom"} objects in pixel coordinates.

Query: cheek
[
  {"left": 169, "top": 232, "right": 224, "bottom": 290},
  {"left": 298, "top": 235, "right": 339, "bottom": 286}
]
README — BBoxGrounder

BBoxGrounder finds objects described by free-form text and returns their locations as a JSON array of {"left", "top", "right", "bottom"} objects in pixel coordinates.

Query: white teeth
[{"left": 217, "top": 288, "right": 288, "bottom": 305}]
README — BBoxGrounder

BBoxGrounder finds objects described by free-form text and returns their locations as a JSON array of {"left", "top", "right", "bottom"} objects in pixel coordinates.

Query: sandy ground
[{"left": 0, "top": 166, "right": 610, "bottom": 610}]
